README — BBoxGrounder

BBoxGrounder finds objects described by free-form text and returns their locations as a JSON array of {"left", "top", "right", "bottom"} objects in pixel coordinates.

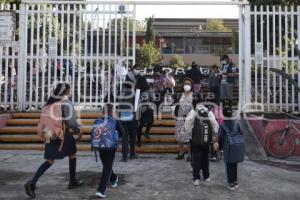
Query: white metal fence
[
  {"left": 1, "top": 1, "right": 299, "bottom": 113},
  {"left": 248, "top": 5, "right": 300, "bottom": 112},
  {"left": 0, "top": 1, "right": 136, "bottom": 111}
]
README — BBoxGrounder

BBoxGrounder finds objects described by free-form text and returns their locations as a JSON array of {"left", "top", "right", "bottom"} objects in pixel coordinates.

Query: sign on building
[{"left": 0, "top": 11, "right": 15, "bottom": 46}]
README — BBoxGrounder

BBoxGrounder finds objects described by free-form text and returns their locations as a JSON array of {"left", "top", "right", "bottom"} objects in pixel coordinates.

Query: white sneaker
[
  {"left": 111, "top": 177, "right": 118, "bottom": 188},
  {"left": 204, "top": 178, "right": 210, "bottom": 182},
  {"left": 96, "top": 192, "right": 106, "bottom": 198},
  {"left": 193, "top": 179, "right": 200, "bottom": 186},
  {"left": 227, "top": 184, "right": 236, "bottom": 191}
]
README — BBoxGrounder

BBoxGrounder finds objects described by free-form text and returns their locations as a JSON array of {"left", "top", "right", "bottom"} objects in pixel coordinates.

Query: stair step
[
  {"left": 12, "top": 112, "right": 175, "bottom": 119},
  {"left": 0, "top": 135, "right": 177, "bottom": 143},
  {"left": 0, "top": 143, "right": 181, "bottom": 153},
  {"left": 0, "top": 126, "right": 175, "bottom": 135},
  {"left": 6, "top": 119, "right": 176, "bottom": 126}
]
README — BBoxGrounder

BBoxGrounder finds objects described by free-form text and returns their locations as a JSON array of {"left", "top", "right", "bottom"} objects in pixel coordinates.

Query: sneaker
[
  {"left": 234, "top": 182, "right": 239, "bottom": 189},
  {"left": 175, "top": 154, "right": 184, "bottom": 160},
  {"left": 193, "top": 179, "right": 200, "bottom": 186},
  {"left": 24, "top": 181, "right": 36, "bottom": 199},
  {"left": 227, "top": 184, "right": 236, "bottom": 191},
  {"left": 111, "top": 176, "right": 118, "bottom": 188},
  {"left": 204, "top": 178, "right": 210, "bottom": 183},
  {"left": 120, "top": 158, "right": 128, "bottom": 162},
  {"left": 209, "top": 157, "right": 217, "bottom": 162},
  {"left": 186, "top": 156, "right": 191, "bottom": 162},
  {"left": 68, "top": 179, "right": 84, "bottom": 189},
  {"left": 95, "top": 191, "right": 106, "bottom": 198}
]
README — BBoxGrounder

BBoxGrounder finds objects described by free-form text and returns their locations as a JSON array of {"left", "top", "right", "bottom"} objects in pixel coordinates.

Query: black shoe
[
  {"left": 25, "top": 181, "right": 36, "bottom": 199},
  {"left": 144, "top": 133, "right": 150, "bottom": 139},
  {"left": 175, "top": 154, "right": 184, "bottom": 160},
  {"left": 129, "top": 154, "right": 138, "bottom": 159},
  {"left": 68, "top": 179, "right": 84, "bottom": 189},
  {"left": 186, "top": 156, "right": 191, "bottom": 162},
  {"left": 120, "top": 157, "right": 128, "bottom": 162}
]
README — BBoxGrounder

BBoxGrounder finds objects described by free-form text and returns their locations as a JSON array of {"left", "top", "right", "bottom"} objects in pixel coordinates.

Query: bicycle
[{"left": 265, "top": 112, "right": 300, "bottom": 159}]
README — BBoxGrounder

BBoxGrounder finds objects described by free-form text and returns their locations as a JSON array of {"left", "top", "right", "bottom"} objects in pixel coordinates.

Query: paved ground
[{"left": 0, "top": 151, "right": 299, "bottom": 200}]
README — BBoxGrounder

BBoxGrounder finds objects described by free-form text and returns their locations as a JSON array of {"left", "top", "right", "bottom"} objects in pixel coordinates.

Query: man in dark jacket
[{"left": 186, "top": 61, "right": 202, "bottom": 94}]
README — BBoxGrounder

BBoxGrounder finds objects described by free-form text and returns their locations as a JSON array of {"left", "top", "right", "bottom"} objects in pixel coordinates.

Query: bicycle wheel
[{"left": 265, "top": 130, "right": 295, "bottom": 159}]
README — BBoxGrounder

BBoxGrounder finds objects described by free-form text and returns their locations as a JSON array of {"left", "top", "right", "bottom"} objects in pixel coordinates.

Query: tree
[
  {"left": 204, "top": 19, "right": 230, "bottom": 32},
  {"left": 108, "top": 17, "right": 144, "bottom": 33},
  {"left": 145, "top": 16, "right": 155, "bottom": 43},
  {"left": 136, "top": 41, "right": 160, "bottom": 68},
  {"left": 169, "top": 55, "right": 184, "bottom": 68}
]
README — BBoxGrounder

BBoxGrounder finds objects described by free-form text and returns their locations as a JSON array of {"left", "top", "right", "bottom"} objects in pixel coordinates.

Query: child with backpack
[
  {"left": 91, "top": 104, "right": 125, "bottom": 198},
  {"left": 185, "top": 103, "right": 219, "bottom": 186},
  {"left": 25, "top": 83, "right": 83, "bottom": 199},
  {"left": 219, "top": 106, "right": 245, "bottom": 191}
]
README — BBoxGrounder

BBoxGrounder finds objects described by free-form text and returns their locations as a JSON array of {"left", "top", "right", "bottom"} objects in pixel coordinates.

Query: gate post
[
  {"left": 298, "top": 6, "right": 300, "bottom": 111},
  {"left": 239, "top": 4, "right": 251, "bottom": 112},
  {"left": 17, "top": 3, "right": 27, "bottom": 111}
]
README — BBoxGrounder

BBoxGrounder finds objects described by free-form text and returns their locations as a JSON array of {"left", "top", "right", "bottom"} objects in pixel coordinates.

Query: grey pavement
[{"left": 0, "top": 151, "right": 299, "bottom": 200}]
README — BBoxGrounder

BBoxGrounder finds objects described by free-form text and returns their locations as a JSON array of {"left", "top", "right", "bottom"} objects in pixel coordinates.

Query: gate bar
[{"left": 22, "top": 0, "right": 249, "bottom": 5}]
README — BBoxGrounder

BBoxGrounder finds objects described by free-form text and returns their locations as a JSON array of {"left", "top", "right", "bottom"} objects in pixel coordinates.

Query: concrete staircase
[
  {"left": 0, "top": 112, "right": 180, "bottom": 153},
  {"left": 0, "top": 84, "right": 239, "bottom": 153}
]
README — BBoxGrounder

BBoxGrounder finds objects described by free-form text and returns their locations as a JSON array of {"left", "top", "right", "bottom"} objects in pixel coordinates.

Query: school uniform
[
  {"left": 97, "top": 118, "right": 125, "bottom": 194},
  {"left": 44, "top": 99, "right": 80, "bottom": 160},
  {"left": 185, "top": 105, "right": 219, "bottom": 181},
  {"left": 219, "top": 120, "right": 241, "bottom": 185}
]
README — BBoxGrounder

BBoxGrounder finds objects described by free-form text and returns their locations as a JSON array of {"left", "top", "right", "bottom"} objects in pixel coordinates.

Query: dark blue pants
[
  {"left": 121, "top": 120, "right": 137, "bottom": 159},
  {"left": 97, "top": 149, "right": 117, "bottom": 193},
  {"left": 226, "top": 163, "right": 238, "bottom": 184}
]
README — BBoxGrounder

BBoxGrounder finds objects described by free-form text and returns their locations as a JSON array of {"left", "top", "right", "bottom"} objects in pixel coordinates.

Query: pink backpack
[
  {"left": 211, "top": 105, "right": 224, "bottom": 126},
  {"left": 37, "top": 101, "right": 65, "bottom": 151}
]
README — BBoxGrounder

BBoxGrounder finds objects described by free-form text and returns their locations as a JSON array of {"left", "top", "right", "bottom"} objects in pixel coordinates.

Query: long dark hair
[{"left": 45, "top": 83, "right": 70, "bottom": 106}]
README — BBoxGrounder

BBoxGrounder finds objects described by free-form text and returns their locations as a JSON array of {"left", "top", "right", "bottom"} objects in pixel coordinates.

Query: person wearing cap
[
  {"left": 220, "top": 55, "right": 238, "bottom": 108},
  {"left": 186, "top": 61, "right": 202, "bottom": 94}
]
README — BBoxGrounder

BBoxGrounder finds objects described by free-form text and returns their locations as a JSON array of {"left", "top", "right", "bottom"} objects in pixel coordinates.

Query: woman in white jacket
[{"left": 185, "top": 104, "right": 219, "bottom": 186}]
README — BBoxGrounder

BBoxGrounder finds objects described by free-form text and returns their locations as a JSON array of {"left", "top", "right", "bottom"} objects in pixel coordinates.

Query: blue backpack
[
  {"left": 91, "top": 116, "right": 119, "bottom": 161},
  {"left": 223, "top": 122, "right": 245, "bottom": 163}
]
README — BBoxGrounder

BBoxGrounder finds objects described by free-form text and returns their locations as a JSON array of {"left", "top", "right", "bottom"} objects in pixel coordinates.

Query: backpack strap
[
  {"left": 222, "top": 124, "right": 230, "bottom": 135},
  {"left": 232, "top": 121, "right": 239, "bottom": 134}
]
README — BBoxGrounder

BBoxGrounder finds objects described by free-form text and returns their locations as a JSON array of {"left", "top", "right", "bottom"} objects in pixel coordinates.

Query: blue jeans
[{"left": 121, "top": 120, "right": 138, "bottom": 158}]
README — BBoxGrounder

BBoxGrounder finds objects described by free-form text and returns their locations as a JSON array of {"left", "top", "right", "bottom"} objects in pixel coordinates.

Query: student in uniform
[
  {"left": 95, "top": 104, "right": 126, "bottom": 198},
  {"left": 25, "top": 83, "right": 83, "bottom": 199}
]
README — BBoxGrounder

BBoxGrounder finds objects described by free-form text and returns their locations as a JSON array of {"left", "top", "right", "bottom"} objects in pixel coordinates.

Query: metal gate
[
  {"left": 3, "top": 1, "right": 299, "bottom": 113},
  {"left": 246, "top": 5, "right": 300, "bottom": 112},
  {"left": 0, "top": 0, "right": 136, "bottom": 111}
]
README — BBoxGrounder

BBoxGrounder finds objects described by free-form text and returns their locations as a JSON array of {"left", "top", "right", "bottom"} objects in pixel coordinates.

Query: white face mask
[
  {"left": 183, "top": 85, "right": 192, "bottom": 92},
  {"left": 133, "top": 69, "right": 140, "bottom": 75},
  {"left": 221, "top": 60, "right": 227, "bottom": 65}
]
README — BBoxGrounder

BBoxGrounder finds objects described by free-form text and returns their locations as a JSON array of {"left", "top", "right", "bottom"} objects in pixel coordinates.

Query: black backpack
[{"left": 191, "top": 109, "right": 212, "bottom": 146}]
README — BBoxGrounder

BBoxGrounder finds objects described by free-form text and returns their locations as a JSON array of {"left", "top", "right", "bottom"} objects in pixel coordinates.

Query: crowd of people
[{"left": 24, "top": 55, "right": 243, "bottom": 199}]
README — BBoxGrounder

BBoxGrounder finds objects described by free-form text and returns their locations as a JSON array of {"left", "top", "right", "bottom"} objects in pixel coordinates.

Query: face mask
[
  {"left": 133, "top": 69, "right": 140, "bottom": 75},
  {"left": 183, "top": 85, "right": 191, "bottom": 92}
]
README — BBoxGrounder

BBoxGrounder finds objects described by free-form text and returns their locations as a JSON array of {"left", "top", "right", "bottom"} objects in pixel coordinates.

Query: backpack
[
  {"left": 223, "top": 122, "right": 245, "bottom": 163},
  {"left": 192, "top": 109, "right": 212, "bottom": 147},
  {"left": 91, "top": 116, "right": 119, "bottom": 161},
  {"left": 37, "top": 101, "right": 65, "bottom": 151},
  {"left": 211, "top": 105, "right": 224, "bottom": 126}
]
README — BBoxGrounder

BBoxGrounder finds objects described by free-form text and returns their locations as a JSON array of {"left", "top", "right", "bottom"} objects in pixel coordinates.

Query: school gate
[{"left": 0, "top": 0, "right": 299, "bottom": 112}]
